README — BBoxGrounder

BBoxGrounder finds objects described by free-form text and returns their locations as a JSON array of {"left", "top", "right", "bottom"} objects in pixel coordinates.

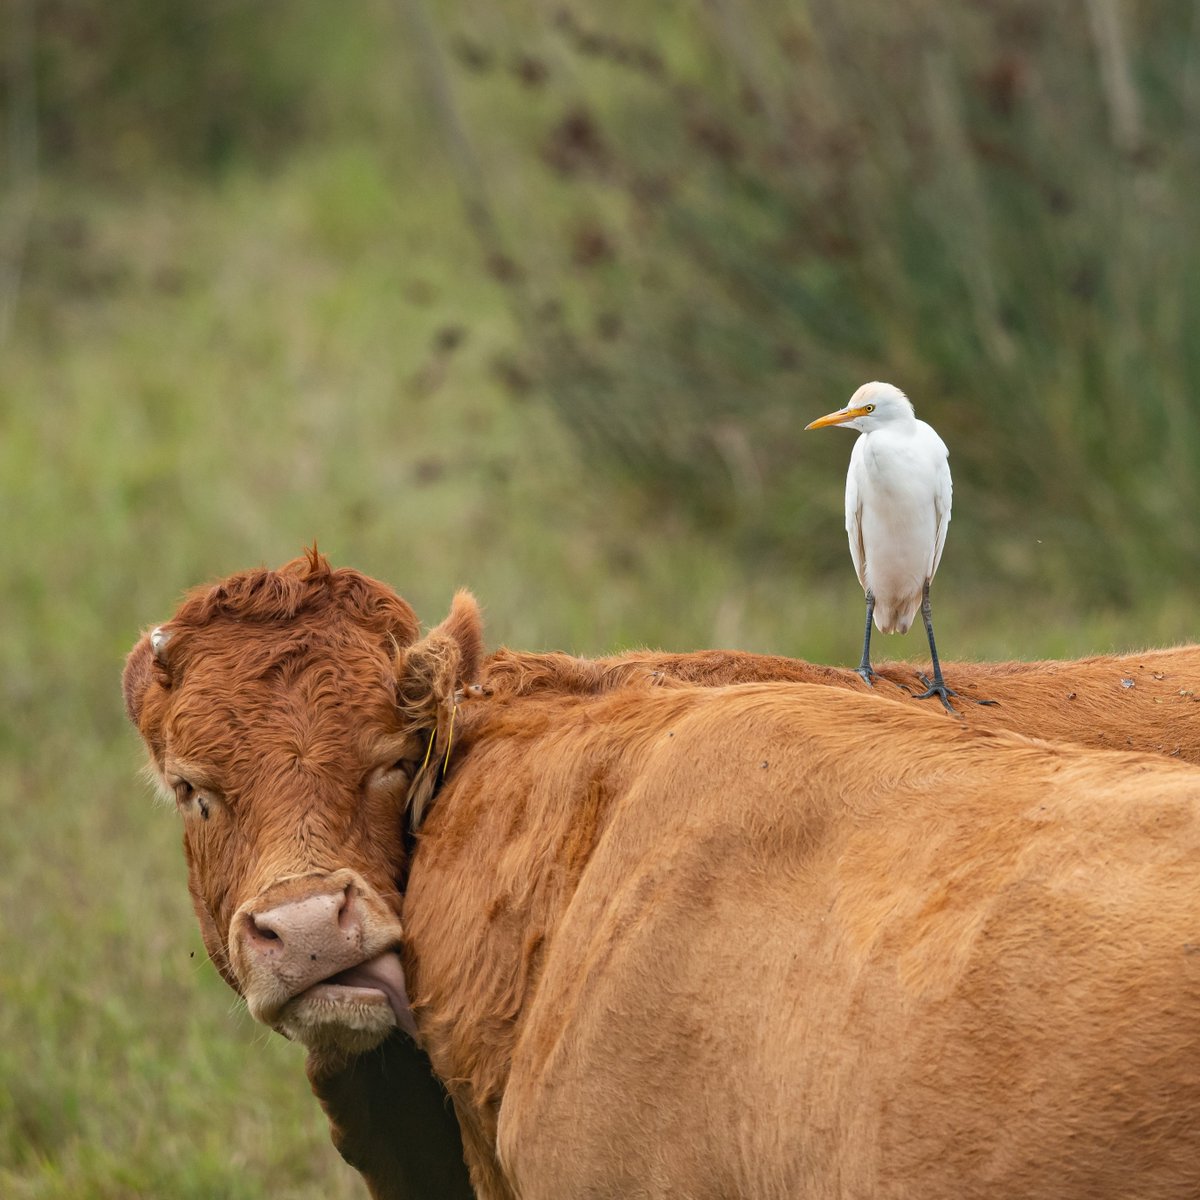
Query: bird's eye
[{"left": 866, "top": 404, "right": 876, "bottom": 412}]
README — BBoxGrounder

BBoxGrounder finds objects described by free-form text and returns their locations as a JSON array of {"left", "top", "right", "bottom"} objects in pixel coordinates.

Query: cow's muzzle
[{"left": 229, "top": 868, "right": 415, "bottom": 1053}]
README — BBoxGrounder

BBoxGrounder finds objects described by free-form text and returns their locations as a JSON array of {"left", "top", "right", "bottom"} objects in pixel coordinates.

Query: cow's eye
[{"left": 172, "top": 777, "right": 211, "bottom": 820}]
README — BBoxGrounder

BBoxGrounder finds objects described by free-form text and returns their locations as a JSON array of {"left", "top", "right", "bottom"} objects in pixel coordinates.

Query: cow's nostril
[
  {"left": 336, "top": 884, "right": 354, "bottom": 930},
  {"left": 249, "top": 912, "right": 284, "bottom": 944}
]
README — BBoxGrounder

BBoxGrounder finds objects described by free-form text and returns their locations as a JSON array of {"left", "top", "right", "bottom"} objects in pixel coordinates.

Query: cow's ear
[
  {"left": 435, "top": 588, "right": 484, "bottom": 686},
  {"left": 122, "top": 625, "right": 173, "bottom": 728},
  {"left": 395, "top": 591, "right": 483, "bottom": 827},
  {"left": 395, "top": 590, "right": 483, "bottom": 719}
]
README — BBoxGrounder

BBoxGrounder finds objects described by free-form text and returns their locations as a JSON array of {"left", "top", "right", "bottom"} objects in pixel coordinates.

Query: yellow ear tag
[
  {"left": 419, "top": 727, "right": 437, "bottom": 775},
  {"left": 442, "top": 704, "right": 457, "bottom": 776}
]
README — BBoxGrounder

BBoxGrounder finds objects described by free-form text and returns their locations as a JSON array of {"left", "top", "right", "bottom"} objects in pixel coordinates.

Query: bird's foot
[
  {"left": 854, "top": 665, "right": 877, "bottom": 688},
  {"left": 914, "top": 671, "right": 999, "bottom": 708},
  {"left": 914, "top": 672, "right": 960, "bottom": 716}
]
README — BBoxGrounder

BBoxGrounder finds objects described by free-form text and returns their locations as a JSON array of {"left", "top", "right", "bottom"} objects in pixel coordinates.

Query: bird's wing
[
  {"left": 929, "top": 443, "right": 952, "bottom": 580},
  {"left": 845, "top": 439, "right": 867, "bottom": 590}
]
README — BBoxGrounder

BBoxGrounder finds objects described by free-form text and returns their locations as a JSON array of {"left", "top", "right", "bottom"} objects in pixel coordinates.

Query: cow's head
[{"left": 122, "top": 550, "right": 483, "bottom": 1056}]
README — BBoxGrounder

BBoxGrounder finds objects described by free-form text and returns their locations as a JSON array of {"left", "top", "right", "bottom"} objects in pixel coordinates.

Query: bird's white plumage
[{"left": 814, "top": 382, "right": 952, "bottom": 635}]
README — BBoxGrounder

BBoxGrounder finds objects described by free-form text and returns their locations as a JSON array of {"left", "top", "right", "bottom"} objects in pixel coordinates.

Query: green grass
[{"left": 4, "top": 5, "right": 1199, "bottom": 1192}]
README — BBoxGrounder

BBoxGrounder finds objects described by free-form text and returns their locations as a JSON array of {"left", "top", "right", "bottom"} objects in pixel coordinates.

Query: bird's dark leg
[
  {"left": 912, "top": 582, "right": 997, "bottom": 710},
  {"left": 913, "top": 581, "right": 959, "bottom": 715},
  {"left": 854, "top": 591, "right": 877, "bottom": 687}
]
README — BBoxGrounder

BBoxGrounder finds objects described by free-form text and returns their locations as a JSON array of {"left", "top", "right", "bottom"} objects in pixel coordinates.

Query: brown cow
[{"left": 125, "top": 555, "right": 1200, "bottom": 1199}]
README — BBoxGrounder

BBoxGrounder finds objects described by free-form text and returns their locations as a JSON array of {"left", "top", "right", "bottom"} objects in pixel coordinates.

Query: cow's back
[{"left": 417, "top": 687, "right": 1200, "bottom": 1200}]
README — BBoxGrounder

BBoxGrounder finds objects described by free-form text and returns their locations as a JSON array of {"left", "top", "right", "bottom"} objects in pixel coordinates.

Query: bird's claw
[
  {"left": 914, "top": 672, "right": 999, "bottom": 709},
  {"left": 854, "top": 666, "right": 877, "bottom": 688},
  {"left": 914, "top": 672, "right": 960, "bottom": 716}
]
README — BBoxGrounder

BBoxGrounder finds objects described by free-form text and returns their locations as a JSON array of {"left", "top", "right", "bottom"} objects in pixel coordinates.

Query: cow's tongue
[{"left": 331, "top": 952, "right": 418, "bottom": 1040}]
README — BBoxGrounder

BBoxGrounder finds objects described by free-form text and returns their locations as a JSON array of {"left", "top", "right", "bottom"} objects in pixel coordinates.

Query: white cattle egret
[{"left": 805, "top": 381, "right": 977, "bottom": 714}]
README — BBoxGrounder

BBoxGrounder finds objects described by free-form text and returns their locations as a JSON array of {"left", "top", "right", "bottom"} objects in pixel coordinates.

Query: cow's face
[{"left": 122, "top": 556, "right": 481, "bottom": 1057}]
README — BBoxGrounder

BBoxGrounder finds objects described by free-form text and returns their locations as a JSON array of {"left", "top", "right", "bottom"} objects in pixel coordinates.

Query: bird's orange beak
[{"left": 805, "top": 405, "right": 870, "bottom": 431}]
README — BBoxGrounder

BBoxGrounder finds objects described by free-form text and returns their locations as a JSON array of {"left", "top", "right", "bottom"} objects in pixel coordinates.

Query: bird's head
[{"left": 805, "top": 381, "right": 915, "bottom": 433}]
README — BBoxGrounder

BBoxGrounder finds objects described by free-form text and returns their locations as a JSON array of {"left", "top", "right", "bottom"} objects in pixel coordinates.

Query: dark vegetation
[{"left": 13, "top": 1, "right": 1200, "bottom": 601}]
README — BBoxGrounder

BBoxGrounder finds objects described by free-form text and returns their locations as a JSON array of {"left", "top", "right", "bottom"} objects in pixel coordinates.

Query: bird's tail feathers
[{"left": 874, "top": 601, "right": 917, "bottom": 636}]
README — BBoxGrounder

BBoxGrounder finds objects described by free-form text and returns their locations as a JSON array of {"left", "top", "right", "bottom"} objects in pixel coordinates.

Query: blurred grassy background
[{"left": 2, "top": 1, "right": 1197, "bottom": 1195}]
